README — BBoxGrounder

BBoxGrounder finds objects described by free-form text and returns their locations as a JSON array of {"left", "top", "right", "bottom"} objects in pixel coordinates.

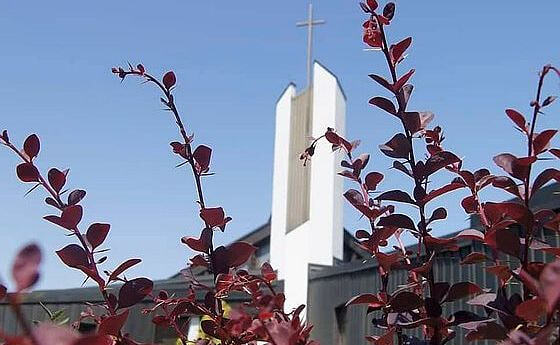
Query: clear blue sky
[{"left": 0, "top": 1, "right": 558, "bottom": 290}]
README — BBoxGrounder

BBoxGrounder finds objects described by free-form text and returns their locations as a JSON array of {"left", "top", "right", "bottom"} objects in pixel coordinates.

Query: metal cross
[{"left": 296, "top": 3, "right": 325, "bottom": 88}]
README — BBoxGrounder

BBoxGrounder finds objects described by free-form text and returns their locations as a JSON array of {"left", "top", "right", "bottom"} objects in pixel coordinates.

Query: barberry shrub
[
  {"left": 303, "top": 1, "right": 560, "bottom": 344},
  {"left": 1, "top": 1, "right": 560, "bottom": 345},
  {"left": 0, "top": 68, "right": 316, "bottom": 344}
]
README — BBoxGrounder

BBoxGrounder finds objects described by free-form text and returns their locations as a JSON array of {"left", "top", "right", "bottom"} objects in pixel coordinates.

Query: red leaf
[
  {"left": 474, "top": 168, "right": 491, "bottom": 182},
  {"left": 68, "top": 189, "right": 86, "bottom": 205},
  {"left": 193, "top": 145, "right": 212, "bottom": 174},
  {"left": 109, "top": 258, "right": 142, "bottom": 282},
  {"left": 424, "top": 151, "right": 461, "bottom": 177},
  {"left": 117, "top": 277, "right": 153, "bottom": 308},
  {"left": 515, "top": 298, "right": 547, "bottom": 322},
  {"left": 200, "top": 207, "right": 230, "bottom": 229},
  {"left": 170, "top": 142, "right": 186, "bottom": 158},
  {"left": 23, "top": 134, "right": 40, "bottom": 159},
  {"left": 485, "top": 229, "right": 521, "bottom": 258},
  {"left": 505, "top": 109, "right": 527, "bottom": 132},
  {"left": 428, "top": 207, "right": 447, "bottom": 223},
  {"left": 493, "top": 153, "right": 529, "bottom": 180},
  {"left": 389, "top": 291, "right": 423, "bottom": 312},
  {"left": 460, "top": 252, "right": 490, "bottom": 265},
  {"left": 377, "top": 214, "right": 416, "bottom": 231},
  {"left": 422, "top": 182, "right": 465, "bottom": 204},
  {"left": 461, "top": 195, "right": 478, "bottom": 214},
  {"left": 369, "top": 97, "right": 397, "bottom": 115},
  {"left": 532, "top": 168, "right": 560, "bottom": 197},
  {"left": 98, "top": 309, "right": 129, "bottom": 336},
  {"left": 375, "top": 190, "right": 415, "bottom": 205},
  {"left": 189, "top": 254, "right": 208, "bottom": 268},
  {"left": 162, "top": 71, "right": 176, "bottom": 89},
  {"left": 181, "top": 228, "right": 212, "bottom": 253},
  {"left": 516, "top": 155, "right": 537, "bottom": 166},
  {"left": 424, "top": 236, "right": 459, "bottom": 252},
  {"left": 392, "top": 69, "right": 415, "bottom": 92},
  {"left": 550, "top": 148, "right": 560, "bottom": 158},
  {"left": 379, "top": 133, "right": 410, "bottom": 159},
  {"left": 392, "top": 161, "right": 412, "bottom": 177},
  {"left": 402, "top": 111, "right": 434, "bottom": 135},
  {"left": 366, "top": 0, "right": 378, "bottom": 11},
  {"left": 382, "top": 2, "right": 395, "bottom": 21},
  {"left": 63, "top": 205, "right": 83, "bottom": 229},
  {"left": 444, "top": 282, "right": 483, "bottom": 302},
  {"left": 453, "top": 229, "right": 484, "bottom": 241},
  {"left": 45, "top": 205, "right": 83, "bottom": 230},
  {"left": 365, "top": 172, "right": 384, "bottom": 191},
  {"left": 325, "top": 128, "right": 355, "bottom": 153},
  {"left": 12, "top": 243, "right": 41, "bottom": 291},
  {"left": 346, "top": 293, "right": 385, "bottom": 308},
  {"left": 56, "top": 244, "right": 89, "bottom": 269},
  {"left": 48, "top": 168, "right": 66, "bottom": 193},
  {"left": 16, "top": 162, "right": 40, "bottom": 182},
  {"left": 86, "top": 223, "right": 110, "bottom": 250},
  {"left": 389, "top": 37, "right": 412, "bottom": 65},
  {"left": 363, "top": 19, "right": 382, "bottom": 48},
  {"left": 261, "top": 262, "right": 276, "bottom": 282},
  {"left": 325, "top": 130, "right": 341, "bottom": 145},
  {"left": 533, "top": 129, "right": 558, "bottom": 154},
  {"left": 486, "top": 265, "right": 512, "bottom": 286},
  {"left": 484, "top": 201, "right": 532, "bottom": 225},
  {"left": 226, "top": 241, "right": 256, "bottom": 267},
  {"left": 491, "top": 176, "right": 521, "bottom": 198},
  {"left": 368, "top": 74, "right": 393, "bottom": 92},
  {"left": 344, "top": 189, "right": 365, "bottom": 207}
]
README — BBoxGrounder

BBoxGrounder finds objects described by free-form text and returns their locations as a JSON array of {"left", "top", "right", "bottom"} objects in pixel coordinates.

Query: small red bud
[
  {"left": 163, "top": 71, "right": 176, "bottom": 90},
  {"left": 383, "top": 2, "right": 395, "bottom": 21},
  {"left": 366, "top": 0, "right": 378, "bottom": 11}
]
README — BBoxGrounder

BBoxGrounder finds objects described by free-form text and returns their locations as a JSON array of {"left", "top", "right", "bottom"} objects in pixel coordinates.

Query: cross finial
[{"left": 296, "top": 2, "right": 325, "bottom": 88}]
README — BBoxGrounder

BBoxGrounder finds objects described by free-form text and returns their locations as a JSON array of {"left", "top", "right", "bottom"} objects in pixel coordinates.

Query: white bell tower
[{"left": 270, "top": 61, "right": 346, "bottom": 312}]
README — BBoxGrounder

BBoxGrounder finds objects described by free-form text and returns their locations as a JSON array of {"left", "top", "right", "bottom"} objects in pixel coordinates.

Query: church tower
[{"left": 270, "top": 3, "right": 346, "bottom": 312}]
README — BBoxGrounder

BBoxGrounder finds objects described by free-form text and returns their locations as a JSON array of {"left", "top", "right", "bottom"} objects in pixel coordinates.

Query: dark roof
[
  {"left": 7, "top": 276, "right": 283, "bottom": 305},
  {"left": 170, "top": 216, "right": 368, "bottom": 279}
]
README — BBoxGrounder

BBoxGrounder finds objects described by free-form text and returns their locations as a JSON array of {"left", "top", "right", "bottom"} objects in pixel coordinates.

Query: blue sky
[{"left": 0, "top": 1, "right": 558, "bottom": 290}]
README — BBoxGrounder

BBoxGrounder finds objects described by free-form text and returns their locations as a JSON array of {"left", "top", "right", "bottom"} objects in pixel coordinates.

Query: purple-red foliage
[
  {"left": 0, "top": 65, "right": 317, "bottom": 345},
  {"left": 301, "top": 2, "right": 560, "bottom": 344},
  {"left": 1, "top": 2, "right": 560, "bottom": 345}
]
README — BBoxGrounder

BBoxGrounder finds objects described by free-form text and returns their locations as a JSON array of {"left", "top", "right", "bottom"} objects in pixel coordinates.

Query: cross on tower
[{"left": 296, "top": 2, "right": 325, "bottom": 88}]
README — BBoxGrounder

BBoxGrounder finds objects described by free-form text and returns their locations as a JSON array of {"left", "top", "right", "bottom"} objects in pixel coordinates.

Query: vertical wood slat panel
[{"left": 286, "top": 88, "right": 312, "bottom": 232}]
